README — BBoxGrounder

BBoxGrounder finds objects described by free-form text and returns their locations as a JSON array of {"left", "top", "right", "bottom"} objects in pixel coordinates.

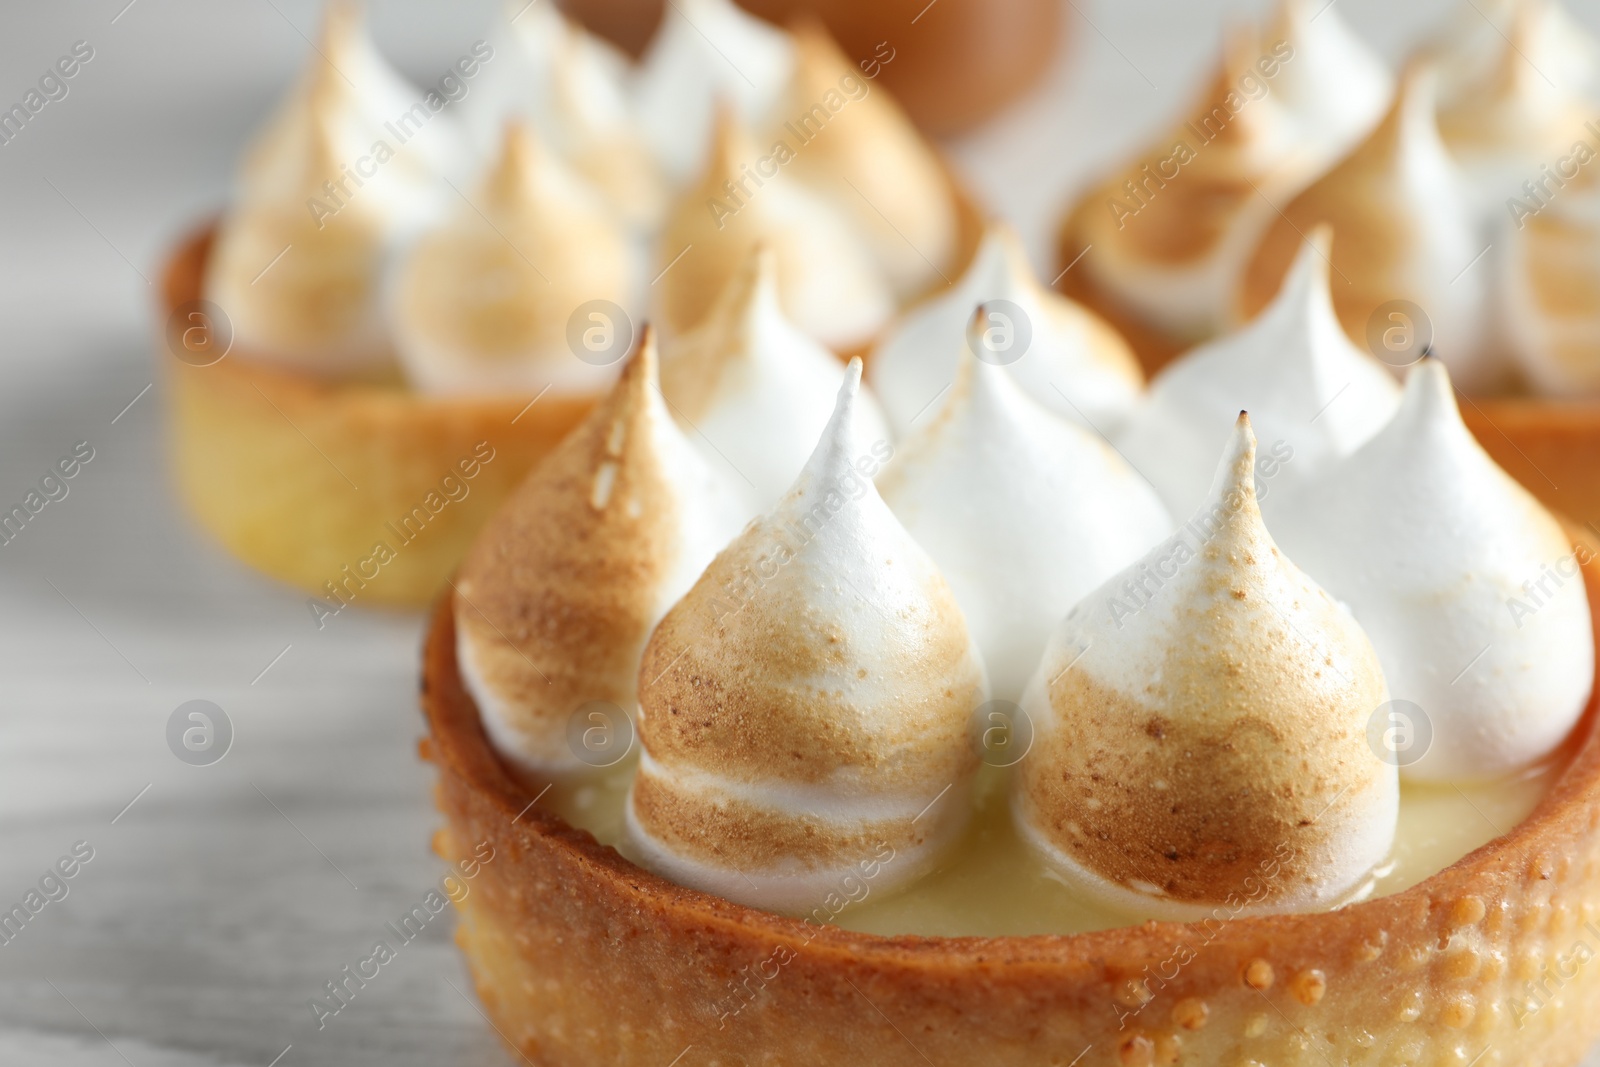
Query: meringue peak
[
  {"left": 879, "top": 328, "right": 1172, "bottom": 699},
  {"left": 658, "top": 247, "right": 892, "bottom": 512},
  {"left": 870, "top": 223, "right": 1143, "bottom": 436},
  {"left": 655, "top": 104, "right": 895, "bottom": 349},
  {"left": 1015, "top": 414, "right": 1398, "bottom": 918},
  {"left": 454, "top": 326, "right": 746, "bottom": 777},
  {"left": 628, "top": 356, "right": 985, "bottom": 911},
  {"left": 1269, "top": 357, "right": 1593, "bottom": 782},
  {"left": 1119, "top": 225, "right": 1399, "bottom": 519},
  {"left": 392, "top": 120, "right": 635, "bottom": 397}
]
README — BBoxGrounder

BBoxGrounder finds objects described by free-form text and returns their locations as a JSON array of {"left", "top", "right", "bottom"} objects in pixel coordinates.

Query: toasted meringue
[
  {"left": 1431, "top": 0, "right": 1600, "bottom": 106},
  {"left": 1118, "top": 229, "right": 1400, "bottom": 520},
  {"left": 1502, "top": 181, "right": 1600, "bottom": 394},
  {"left": 1239, "top": 66, "right": 1502, "bottom": 390},
  {"left": 634, "top": 0, "right": 794, "bottom": 184},
  {"left": 869, "top": 225, "right": 1143, "bottom": 436},
  {"left": 655, "top": 109, "right": 894, "bottom": 351},
  {"left": 454, "top": 329, "right": 745, "bottom": 778},
  {"left": 1067, "top": 27, "right": 1326, "bottom": 343},
  {"left": 1272, "top": 360, "right": 1594, "bottom": 782},
  {"left": 1015, "top": 415, "right": 1398, "bottom": 920},
  {"left": 1265, "top": 0, "right": 1393, "bottom": 156},
  {"left": 461, "top": 1, "right": 666, "bottom": 228},
  {"left": 1437, "top": 0, "right": 1596, "bottom": 217},
  {"left": 628, "top": 360, "right": 986, "bottom": 912},
  {"left": 878, "top": 315, "right": 1171, "bottom": 700},
  {"left": 206, "top": 5, "right": 450, "bottom": 375},
  {"left": 659, "top": 246, "right": 890, "bottom": 513},
  {"left": 391, "top": 124, "right": 636, "bottom": 397},
  {"left": 772, "top": 21, "right": 959, "bottom": 299}
]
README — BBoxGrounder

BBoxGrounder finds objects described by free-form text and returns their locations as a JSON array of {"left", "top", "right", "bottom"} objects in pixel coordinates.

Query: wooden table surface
[{"left": 2, "top": 0, "right": 1595, "bottom": 1064}]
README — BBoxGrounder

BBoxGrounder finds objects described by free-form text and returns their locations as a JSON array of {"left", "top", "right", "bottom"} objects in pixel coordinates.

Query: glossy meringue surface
[
  {"left": 870, "top": 225, "right": 1143, "bottom": 436},
  {"left": 879, "top": 329, "right": 1171, "bottom": 701},
  {"left": 1265, "top": 0, "right": 1393, "bottom": 159},
  {"left": 655, "top": 109, "right": 895, "bottom": 350},
  {"left": 455, "top": 330, "right": 746, "bottom": 778},
  {"left": 628, "top": 360, "right": 986, "bottom": 913},
  {"left": 1015, "top": 415, "right": 1399, "bottom": 920},
  {"left": 392, "top": 124, "right": 636, "bottom": 397},
  {"left": 1239, "top": 66, "right": 1501, "bottom": 391},
  {"left": 659, "top": 246, "right": 891, "bottom": 515},
  {"left": 1271, "top": 360, "right": 1594, "bottom": 782},
  {"left": 1118, "top": 229, "right": 1400, "bottom": 521}
]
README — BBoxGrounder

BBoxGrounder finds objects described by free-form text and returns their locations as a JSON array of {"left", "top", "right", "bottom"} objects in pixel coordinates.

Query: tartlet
[
  {"left": 162, "top": 224, "right": 590, "bottom": 607},
  {"left": 423, "top": 533, "right": 1600, "bottom": 1066}
]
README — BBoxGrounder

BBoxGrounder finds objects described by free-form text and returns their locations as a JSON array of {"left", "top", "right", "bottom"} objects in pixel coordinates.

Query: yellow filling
[{"left": 546, "top": 758, "right": 1559, "bottom": 937}]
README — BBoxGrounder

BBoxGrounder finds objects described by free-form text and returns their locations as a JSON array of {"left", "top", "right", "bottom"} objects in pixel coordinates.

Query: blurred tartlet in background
[
  {"left": 1056, "top": 0, "right": 1600, "bottom": 532},
  {"left": 161, "top": 0, "right": 990, "bottom": 607}
]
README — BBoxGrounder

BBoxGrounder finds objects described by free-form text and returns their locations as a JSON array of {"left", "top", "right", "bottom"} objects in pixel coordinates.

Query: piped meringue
[
  {"left": 1067, "top": 27, "right": 1324, "bottom": 343},
  {"left": 1431, "top": 0, "right": 1600, "bottom": 106},
  {"left": 1271, "top": 359, "right": 1594, "bottom": 782},
  {"left": 773, "top": 21, "right": 959, "bottom": 300},
  {"left": 659, "top": 245, "right": 891, "bottom": 514},
  {"left": 870, "top": 225, "right": 1144, "bottom": 436},
  {"left": 1502, "top": 181, "right": 1600, "bottom": 394},
  {"left": 1118, "top": 228, "right": 1400, "bottom": 520},
  {"left": 1238, "top": 65, "right": 1501, "bottom": 391},
  {"left": 878, "top": 313, "right": 1171, "bottom": 700},
  {"left": 628, "top": 360, "right": 986, "bottom": 912},
  {"left": 1015, "top": 414, "right": 1398, "bottom": 919},
  {"left": 207, "top": 4, "right": 449, "bottom": 375},
  {"left": 460, "top": 1, "right": 666, "bottom": 228},
  {"left": 1437, "top": 0, "right": 1595, "bottom": 218},
  {"left": 391, "top": 123, "right": 636, "bottom": 397},
  {"left": 1265, "top": 0, "right": 1393, "bottom": 157},
  {"left": 454, "top": 328, "right": 746, "bottom": 778},
  {"left": 634, "top": 0, "right": 794, "bottom": 184},
  {"left": 655, "top": 108, "right": 894, "bottom": 351}
]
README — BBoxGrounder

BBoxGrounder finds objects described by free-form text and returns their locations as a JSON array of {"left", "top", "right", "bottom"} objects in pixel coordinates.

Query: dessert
[
  {"left": 776, "top": 20, "right": 959, "bottom": 300},
  {"left": 869, "top": 224, "right": 1143, "bottom": 437},
  {"left": 453, "top": 330, "right": 745, "bottom": 779},
  {"left": 204, "top": 3, "right": 450, "bottom": 378},
  {"left": 1503, "top": 177, "right": 1600, "bottom": 395},
  {"left": 165, "top": 0, "right": 979, "bottom": 606},
  {"left": 1117, "top": 228, "right": 1400, "bottom": 519},
  {"left": 627, "top": 360, "right": 985, "bottom": 910},
  {"left": 1057, "top": 0, "right": 1390, "bottom": 366},
  {"left": 423, "top": 403, "right": 1600, "bottom": 1062},
  {"left": 658, "top": 245, "right": 890, "bottom": 513},
  {"left": 878, "top": 311, "right": 1170, "bottom": 700},
  {"left": 1017, "top": 415, "right": 1398, "bottom": 920},
  {"left": 392, "top": 122, "right": 637, "bottom": 398},
  {"left": 633, "top": 0, "right": 794, "bottom": 184},
  {"left": 1272, "top": 359, "right": 1594, "bottom": 782},
  {"left": 459, "top": 1, "right": 666, "bottom": 228},
  {"left": 1238, "top": 64, "right": 1499, "bottom": 391},
  {"left": 653, "top": 107, "right": 894, "bottom": 350}
]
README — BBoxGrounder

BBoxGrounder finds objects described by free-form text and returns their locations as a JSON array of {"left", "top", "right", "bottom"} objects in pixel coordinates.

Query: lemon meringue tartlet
[{"left": 425, "top": 326, "right": 1600, "bottom": 1064}]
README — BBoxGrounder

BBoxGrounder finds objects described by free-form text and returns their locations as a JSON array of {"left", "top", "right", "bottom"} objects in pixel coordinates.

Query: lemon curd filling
[{"left": 540, "top": 755, "right": 1561, "bottom": 937}]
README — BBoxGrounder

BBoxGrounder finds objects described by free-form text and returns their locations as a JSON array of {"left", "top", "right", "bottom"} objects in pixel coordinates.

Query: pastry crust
[
  {"left": 161, "top": 224, "right": 596, "bottom": 607},
  {"left": 423, "top": 529, "right": 1600, "bottom": 1066}
]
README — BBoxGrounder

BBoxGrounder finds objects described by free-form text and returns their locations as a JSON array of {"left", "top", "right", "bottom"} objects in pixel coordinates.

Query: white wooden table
[{"left": 1, "top": 0, "right": 1592, "bottom": 1063}]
